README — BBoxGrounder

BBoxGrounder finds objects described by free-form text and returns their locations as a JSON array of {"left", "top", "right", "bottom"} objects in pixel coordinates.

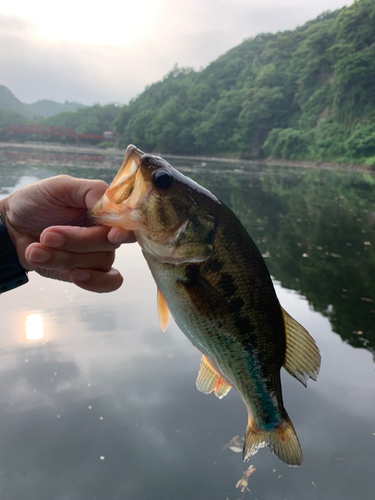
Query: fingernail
[
  {"left": 112, "top": 229, "right": 132, "bottom": 244},
  {"left": 70, "top": 269, "right": 91, "bottom": 283},
  {"left": 29, "top": 248, "right": 51, "bottom": 263},
  {"left": 42, "top": 232, "right": 66, "bottom": 248}
]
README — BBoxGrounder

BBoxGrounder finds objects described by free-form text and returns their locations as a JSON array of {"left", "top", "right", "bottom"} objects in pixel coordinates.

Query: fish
[{"left": 89, "top": 144, "right": 321, "bottom": 466}]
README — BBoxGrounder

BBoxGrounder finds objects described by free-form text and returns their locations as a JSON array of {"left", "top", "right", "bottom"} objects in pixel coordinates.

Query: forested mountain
[
  {"left": 0, "top": 85, "right": 86, "bottom": 121},
  {"left": 0, "top": 85, "right": 35, "bottom": 119},
  {"left": 40, "top": 104, "right": 119, "bottom": 136},
  {"left": 27, "top": 100, "right": 86, "bottom": 118},
  {"left": 1, "top": 0, "right": 374, "bottom": 164},
  {"left": 0, "top": 106, "right": 28, "bottom": 128},
  {"left": 112, "top": 0, "right": 375, "bottom": 165},
  {"left": 0, "top": 96, "right": 118, "bottom": 144}
]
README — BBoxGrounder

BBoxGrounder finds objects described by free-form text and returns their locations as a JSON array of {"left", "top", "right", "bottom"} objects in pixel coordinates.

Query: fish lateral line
[{"left": 88, "top": 144, "right": 321, "bottom": 468}]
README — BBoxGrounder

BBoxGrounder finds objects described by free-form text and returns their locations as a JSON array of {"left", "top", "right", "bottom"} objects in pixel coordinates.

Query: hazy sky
[{"left": 0, "top": 0, "right": 352, "bottom": 106}]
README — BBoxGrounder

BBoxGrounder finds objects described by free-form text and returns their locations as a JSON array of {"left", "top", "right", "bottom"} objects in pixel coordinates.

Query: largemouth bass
[{"left": 89, "top": 145, "right": 321, "bottom": 466}]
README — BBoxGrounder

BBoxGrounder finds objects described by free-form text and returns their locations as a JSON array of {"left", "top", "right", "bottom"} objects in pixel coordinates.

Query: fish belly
[
  {"left": 145, "top": 253, "right": 285, "bottom": 430},
  {"left": 143, "top": 247, "right": 303, "bottom": 466}
]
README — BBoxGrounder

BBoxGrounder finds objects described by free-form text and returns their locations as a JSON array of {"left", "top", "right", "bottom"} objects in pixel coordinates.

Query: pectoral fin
[
  {"left": 157, "top": 288, "right": 170, "bottom": 332},
  {"left": 196, "top": 355, "right": 231, "bottom": 399},
  {"left": 180, "top": 265, "right": 227, "bottom": 318},
  {"left": 281, "top": 307, "right": 321, "bottom": 386}
]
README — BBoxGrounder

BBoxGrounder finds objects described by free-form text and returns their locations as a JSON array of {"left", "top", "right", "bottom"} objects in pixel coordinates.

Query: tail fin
[{"left": 243, "top": 412, "right": 303, "bottom": 467}]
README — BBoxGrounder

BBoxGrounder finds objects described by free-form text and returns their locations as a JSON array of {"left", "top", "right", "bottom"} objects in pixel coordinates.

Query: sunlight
[
  {"left": 1, "top": 0, "right": 163, "bottom": 47},
  {"left": 25, "top": 313, "right": 44, "bottom": 341}
]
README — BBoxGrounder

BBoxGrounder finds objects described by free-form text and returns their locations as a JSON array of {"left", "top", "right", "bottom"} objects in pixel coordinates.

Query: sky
[{"left": 0, "top": 0, "right": 352, "bottom": 106}]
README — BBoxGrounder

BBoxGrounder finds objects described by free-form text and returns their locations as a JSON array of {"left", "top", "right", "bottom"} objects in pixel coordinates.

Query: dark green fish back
[{"left": 146, "top": 198, "right": 287, "bottom": 430}]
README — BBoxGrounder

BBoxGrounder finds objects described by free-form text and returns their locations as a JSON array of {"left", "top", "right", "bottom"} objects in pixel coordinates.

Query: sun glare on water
[{"left": 25, "top": 314, "right": 44, "bottom": 341}]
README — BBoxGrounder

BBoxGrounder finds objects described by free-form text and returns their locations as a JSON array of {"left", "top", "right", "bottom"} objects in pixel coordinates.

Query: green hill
[
  {"left": 40, "top": 104, "right": 119, "bottom": 136},
  {"left": 1, "top": 0, "right": 374, "bottom": 164},
  {"left": 112, "top": 0, "right": 375, "bottom": 165},
  {"left": 27, "top": 100, "right": 86, "bottom": 118},
  {"left": 0, "top": 106, "right": 29, "bottom": 128},
  {"left": 0, "top": 85, "right": 35, "bottom": 120},
  {"left": 0, "top": 85, "right": 86, "bottom": 122}
]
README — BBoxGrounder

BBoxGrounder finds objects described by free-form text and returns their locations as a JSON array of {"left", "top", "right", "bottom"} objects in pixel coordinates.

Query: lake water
[{"left": 0, "top": 145, "right": 374, "bottom": 500}]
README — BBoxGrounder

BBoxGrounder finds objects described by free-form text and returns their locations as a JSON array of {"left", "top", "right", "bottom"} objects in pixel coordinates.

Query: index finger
[{"left": 40, "top": 225, "right": 129, "bottom": 253}]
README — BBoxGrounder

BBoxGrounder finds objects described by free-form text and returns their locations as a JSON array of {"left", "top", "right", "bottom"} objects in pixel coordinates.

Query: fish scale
[
  {"left": 145, "top": 205, "right": 286, "bottom": 428},
  {"left": 89, "top": 144, "right": 321, "bottom": 466}
]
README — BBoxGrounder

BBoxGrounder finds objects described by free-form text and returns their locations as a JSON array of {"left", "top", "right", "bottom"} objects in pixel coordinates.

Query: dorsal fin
[
  {"left": 281, "top": 307, "right": 321, "bottom": 387},
  {"left": 157, "top": 288, "right": 170, "bottom": 332},
  {"left": 196, "top": 355, "right": 231, "bottom": 399}
]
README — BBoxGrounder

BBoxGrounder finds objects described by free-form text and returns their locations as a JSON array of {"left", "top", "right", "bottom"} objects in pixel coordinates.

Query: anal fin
[
  {"left": 196, "top": 355, "right": 231, "bottom": 399},
  {"left": 281, "top": 307, "right": 321, "bottom": 387},
  {"left": 157, "top": 288, "right": 170, "bottom": 332}
]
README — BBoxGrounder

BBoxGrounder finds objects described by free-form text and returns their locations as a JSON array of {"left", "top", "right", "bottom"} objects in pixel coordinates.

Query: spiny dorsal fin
[
  {"left": 157, "top": 288, "right": 170, "bottom": 332},
  {"left": 281, "top": 307, "right": 321, "bottom": 387},
  {"left": 196, "top": 355, "right": 231, "bottom": 399}
]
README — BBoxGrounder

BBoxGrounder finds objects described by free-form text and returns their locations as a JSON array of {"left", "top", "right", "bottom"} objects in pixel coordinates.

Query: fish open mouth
[{"left": 88, "top": 145, "right": 149, "bottom": 229}]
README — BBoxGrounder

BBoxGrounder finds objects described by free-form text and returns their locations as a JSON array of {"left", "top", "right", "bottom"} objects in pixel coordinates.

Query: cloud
[
  {"left": 0, "top": 1, "right": 351, "bottom": 105},
  {"left": 0, "top": 13, "right": 35, "bottom": 36},
  {"left": 0, "top": 23, "right": 144, "bottom": 104}
]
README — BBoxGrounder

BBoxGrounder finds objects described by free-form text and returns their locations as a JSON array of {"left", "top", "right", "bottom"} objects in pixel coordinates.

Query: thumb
[{"left": 42, "top": 176, "right": 109, "bottom": 210}]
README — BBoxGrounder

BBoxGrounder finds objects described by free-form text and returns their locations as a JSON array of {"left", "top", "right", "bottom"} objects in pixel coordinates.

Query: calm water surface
[{"left": 0, "top": 146, "right": 374, "bottom": 500}]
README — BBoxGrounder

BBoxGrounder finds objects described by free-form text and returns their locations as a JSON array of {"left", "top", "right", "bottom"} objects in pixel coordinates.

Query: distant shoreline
[
  {"left": 0, "top": 142, "right": 371, "bottom": 172},
  {"left": 163, "top": 153, "right": 371, "bottom": 172},
  {"left": 0, "top": 141, "right": 124, "bottom": 158}
]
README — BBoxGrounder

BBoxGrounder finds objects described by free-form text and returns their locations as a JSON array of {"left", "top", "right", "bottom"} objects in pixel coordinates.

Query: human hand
[{"left": 0, "top": 175, "right": 135, "bottom": 293}]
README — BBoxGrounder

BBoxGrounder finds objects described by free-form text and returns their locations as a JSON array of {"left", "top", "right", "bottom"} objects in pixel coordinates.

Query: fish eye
[{"left": 152, "top": 170, "right": 174, "bottom": 189}]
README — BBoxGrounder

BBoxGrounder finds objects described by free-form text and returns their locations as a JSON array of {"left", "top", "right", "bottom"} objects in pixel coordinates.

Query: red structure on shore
[{"left": 1, "top": 124, "right": 106, "bottom": 141}]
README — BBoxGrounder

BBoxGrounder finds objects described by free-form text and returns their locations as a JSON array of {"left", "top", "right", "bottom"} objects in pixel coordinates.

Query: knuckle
[
  {"left": 102, "top": 251, "right": 115, "bottom": 271},
  {"left": 55, "top": 174, "right": 71, "bottom": 182},
  {"left": 66, "top": 252, "right": 76, "bottom": 270},
  {"left": 78, "top": 233, "right": 90, "bottom": 252}
]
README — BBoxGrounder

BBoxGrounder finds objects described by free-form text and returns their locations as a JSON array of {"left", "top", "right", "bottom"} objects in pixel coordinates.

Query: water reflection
[
  {"left": 0, "top": 148, "right": 374, "bottom": 500},
  {"left": 25, "top": 314, "right": 44, "bottom": 341},
  {"left": 174, "top": 161, "right": 375, "bottom": 358}
]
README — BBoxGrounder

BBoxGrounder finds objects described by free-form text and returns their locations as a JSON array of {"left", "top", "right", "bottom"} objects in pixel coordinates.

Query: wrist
[
  {"left": 0, "top": 198, "right": 6, "bottom": 223},
  {"left": 0, "top": 199, "right": 29, "bottom": 293},
  {"left": 0, "top": 197, "right": 14, "bottom": 245},
  {"left": 0, "top": 196, "right": 27, "bottom": 267}
]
